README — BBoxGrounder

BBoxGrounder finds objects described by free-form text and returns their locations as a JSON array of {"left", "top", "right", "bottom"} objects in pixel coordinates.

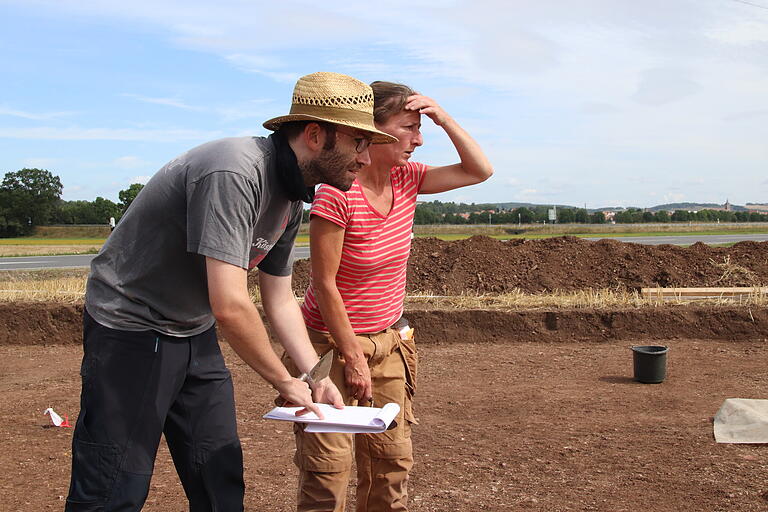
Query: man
[{"left": 65, "top": 72, "right": 397, "bottom": 512}]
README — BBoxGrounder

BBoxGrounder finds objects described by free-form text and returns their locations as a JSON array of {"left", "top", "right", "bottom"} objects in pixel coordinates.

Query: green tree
[
  {"left": 557, "top": 208, "right": 575, "bottom": 223},
  {"left": 0, "top": 168, "right": 63, "bottom": 236},
  {"left": 512, "top": 207, "right": 534, "bottom": 224},
  {"left": 443, "top": 213, "right": 467, "bottom": 224},
  {"left": 53, "top": 198, "right": 121, "bottom": 224},
  {"left": 654, "top": 210, "right": 670, "bottom": 223},
  {"left": 589, "top": 211, "right": 606, "bottom": 224},
  {"left": 413, "top": 205, "right": 441, "bottom": 224},
  {"left": 119, "top": 183, "right": 145, "bottom": 212}
]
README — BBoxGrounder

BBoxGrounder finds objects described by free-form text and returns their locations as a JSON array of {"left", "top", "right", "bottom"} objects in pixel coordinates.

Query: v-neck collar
[{"left": 355, "top": 178, "right": 395, "bottom": 219}]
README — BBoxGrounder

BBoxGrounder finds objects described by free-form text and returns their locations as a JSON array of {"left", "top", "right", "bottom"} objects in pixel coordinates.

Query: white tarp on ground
[{"left": 714, "top": 398, "right": 768, "bottom": 444}]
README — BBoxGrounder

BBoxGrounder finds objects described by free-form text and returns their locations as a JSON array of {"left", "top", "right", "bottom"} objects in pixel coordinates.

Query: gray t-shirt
[{"left": 86, "top": 136, "right": 303, "bottom": 336}]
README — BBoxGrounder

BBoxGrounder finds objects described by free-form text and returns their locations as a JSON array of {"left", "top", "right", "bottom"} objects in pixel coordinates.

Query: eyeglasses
[{"left": 336, "top": 127, "right": 372, "bottom": 153}]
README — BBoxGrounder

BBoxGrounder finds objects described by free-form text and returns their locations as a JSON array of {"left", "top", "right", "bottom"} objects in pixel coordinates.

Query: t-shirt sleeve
[
  {"left": 186, "top": 171, "right": 258, "bottom": 269},
  {"left": 406, "top": 161, "right": 429, "bottom": 194},
  {"left": 309, "top": 184, "right": 349, "bottom": 228},
  {"left": 257, "top": 201, "right": 302, "bottom": 277}
]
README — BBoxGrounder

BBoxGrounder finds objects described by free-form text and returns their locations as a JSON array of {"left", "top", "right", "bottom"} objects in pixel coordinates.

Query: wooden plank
[{"left": 641, "top": 287, "right": 768, "bottom": 297}]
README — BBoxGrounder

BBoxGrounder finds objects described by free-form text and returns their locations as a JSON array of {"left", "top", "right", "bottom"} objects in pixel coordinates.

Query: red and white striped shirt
[{"left": 301, "top": 161, "right": 428, "bottom": 333}]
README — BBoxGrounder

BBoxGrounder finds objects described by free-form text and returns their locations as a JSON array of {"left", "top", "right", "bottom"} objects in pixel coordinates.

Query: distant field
[
  {"left": 1, "top": 222, "right": 766, "bottom": 257},
  {"left": 411, "top": 222, "right": 768, "bottom": 236},
  {"left": 33, "top": 225, "right": 111, "bottom": 238},
  {"left": 298, "top": 221, "right": 768, "bottom": 237}
]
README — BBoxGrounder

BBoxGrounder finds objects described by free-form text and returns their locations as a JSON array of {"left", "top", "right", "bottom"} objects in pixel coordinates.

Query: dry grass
[
  {"left": 0, "top": 277, "right": 86, "bottom": 303},
  {"left": 2, "top": 269, "right": 765, "bottom": 308},
  {"left": 33, "top": 225, "right": 111, "bottom": 238},
  {"left": 404, "top": 288, "right": 768, "bottom": 309},
  {"left": 710, "top": 255, "right": 759, "bottom": 285}
]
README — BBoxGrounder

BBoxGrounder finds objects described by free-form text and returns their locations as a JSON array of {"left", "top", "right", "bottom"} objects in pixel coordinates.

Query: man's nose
[{"left": 414, "top": 130, "right": 423, "bottom": 146}]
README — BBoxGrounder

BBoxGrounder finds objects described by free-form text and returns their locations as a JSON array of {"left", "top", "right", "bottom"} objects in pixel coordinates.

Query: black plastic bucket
[{"left": 632, "top": 345, "right": 668, "bottom": 383}]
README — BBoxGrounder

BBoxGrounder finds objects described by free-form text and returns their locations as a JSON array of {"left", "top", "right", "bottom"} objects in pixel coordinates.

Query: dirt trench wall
[
  {"left": 1, "top": 303, "right": 766, "bottom": 346},
  {"left": 406, "top": 307, "right": 768, "bottom": 344},
  {"left": 0, "top": 302, "right": 83, "bottom": 346}
]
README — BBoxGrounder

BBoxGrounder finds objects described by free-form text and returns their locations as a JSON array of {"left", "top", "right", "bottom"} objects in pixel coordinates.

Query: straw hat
[{"left": 263, "top": 72, "right": 397, "bottom": 144}]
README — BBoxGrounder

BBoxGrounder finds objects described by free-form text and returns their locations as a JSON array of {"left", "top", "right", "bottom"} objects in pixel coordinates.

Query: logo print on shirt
[
  {"left": 249, "top": 238, "right": 275, "bottom": 269},
  {"left": 248, "top": 214, "right": 290, "bottom": 269}
]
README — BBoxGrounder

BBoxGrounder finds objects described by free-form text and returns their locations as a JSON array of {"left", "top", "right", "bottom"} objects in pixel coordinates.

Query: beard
[{"left": 305, "top": 146, "right": 359, "bottom": 192}]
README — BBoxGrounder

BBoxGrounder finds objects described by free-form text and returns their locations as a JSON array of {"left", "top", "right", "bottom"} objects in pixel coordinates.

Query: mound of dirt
[{"left": 286, "top": 236, "right": 768, "bottom": 295}]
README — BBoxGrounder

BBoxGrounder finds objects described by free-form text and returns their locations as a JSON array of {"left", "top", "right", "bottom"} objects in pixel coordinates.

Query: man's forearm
[
  {"left": 259, "top": 271, "right": 322, "bottom": 375},
  {"left": 215, "top": 300, "right": 292, "bottom": 388}
]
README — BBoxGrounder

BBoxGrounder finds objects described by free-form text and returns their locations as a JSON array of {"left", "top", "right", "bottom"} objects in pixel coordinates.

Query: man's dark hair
[{"left": 277, "top": 121, "right": 337, "bottom": 150}]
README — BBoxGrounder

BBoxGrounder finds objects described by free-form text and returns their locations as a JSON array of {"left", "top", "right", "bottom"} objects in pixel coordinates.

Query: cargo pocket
[
  {"left": 397, "top": 337, "right": 418, "bottom": 425},
  {"left": 67, "top": 439, "right": 120, "bottom": 506}
]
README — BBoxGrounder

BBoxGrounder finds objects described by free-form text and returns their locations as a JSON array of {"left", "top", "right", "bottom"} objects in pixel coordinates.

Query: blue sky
[{"left": 1, "top": 0, "right": 767, "bottom": 208}]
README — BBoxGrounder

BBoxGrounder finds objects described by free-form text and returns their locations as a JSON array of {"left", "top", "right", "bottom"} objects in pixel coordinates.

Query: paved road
[
  {"left": 0, "top": 254, "right": 97, "bottom": 270},
  {"left": 0, "top": 247, "right": 313, "bottom": 271},
  {"left": 2, "top": 234, "right": 767, "bottom": 270}
]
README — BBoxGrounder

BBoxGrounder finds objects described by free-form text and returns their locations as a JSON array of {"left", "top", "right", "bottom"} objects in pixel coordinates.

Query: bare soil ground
[
  {"left": 2, "top": 339, "right": 767, "bottom": 511},
  {"left": 2, "top": 236, "right": 768, "bottom": 510}
]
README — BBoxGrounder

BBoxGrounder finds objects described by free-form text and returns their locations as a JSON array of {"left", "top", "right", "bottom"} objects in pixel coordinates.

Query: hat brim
[{"left": 263, "top": 114, "right": 398, "bottom": 144}]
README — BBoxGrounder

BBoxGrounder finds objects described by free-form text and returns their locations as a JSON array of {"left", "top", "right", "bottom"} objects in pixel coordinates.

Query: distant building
[
  {"left": 745, "top": 204, "right": 768, "bottom": 214},
  {"left": 708, "top": 199, "right": 732, "bottom": 212}
]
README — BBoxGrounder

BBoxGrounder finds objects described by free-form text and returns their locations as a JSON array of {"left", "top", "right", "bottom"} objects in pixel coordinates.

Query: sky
[{"left": 1, "top": 0, "right": 767, "bottom": 209}]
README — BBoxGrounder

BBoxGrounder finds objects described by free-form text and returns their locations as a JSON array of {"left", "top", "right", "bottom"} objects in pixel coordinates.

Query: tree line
[
  {"left": 413, "top": 200, "right": 768, "bottom": 225},
  {"left": 0, "top": 168, "right": 144, "bottom": 237},
  {"left": 2, "top": 169, "right": 766, "bottom": 237}
]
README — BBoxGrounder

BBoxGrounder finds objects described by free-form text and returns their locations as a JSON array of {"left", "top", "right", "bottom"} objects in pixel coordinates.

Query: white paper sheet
[
  {"left": 263, "top": 403, "right": 400, "bottom": 433},
  {"left": 714, "top": 398, "right": 768, "bottom": 443}
]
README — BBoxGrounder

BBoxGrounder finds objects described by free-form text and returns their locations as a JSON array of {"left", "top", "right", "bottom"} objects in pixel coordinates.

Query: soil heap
[{"left": 288, "top": 236, "right": 768, "bottom": 295}]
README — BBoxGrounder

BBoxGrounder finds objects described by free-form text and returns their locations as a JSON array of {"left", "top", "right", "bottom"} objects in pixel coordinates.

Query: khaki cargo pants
[{"left": 282, "top": 327, "right": 418, "bottom": 512}]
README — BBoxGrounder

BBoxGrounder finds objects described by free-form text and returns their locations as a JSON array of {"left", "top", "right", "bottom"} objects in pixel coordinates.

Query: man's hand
[
  {"left": 311, "top": 377, "right": 344, "bottom": 409},
  {"left": 343, "top": 352, "right": 373, "bottom": 404},
  {"left": 274, "top": 377, "right": 325, "bottom": 419}
]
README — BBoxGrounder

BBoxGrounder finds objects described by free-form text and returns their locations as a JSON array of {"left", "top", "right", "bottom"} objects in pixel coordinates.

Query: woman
[{"left": 286, "top": 81, "right": 493, "bottom": 512}]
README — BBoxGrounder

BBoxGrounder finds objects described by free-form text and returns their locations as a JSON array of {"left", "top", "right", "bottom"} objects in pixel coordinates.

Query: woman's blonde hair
[{"left": 370, "top": 81, "right": 417, "bottom": 124}]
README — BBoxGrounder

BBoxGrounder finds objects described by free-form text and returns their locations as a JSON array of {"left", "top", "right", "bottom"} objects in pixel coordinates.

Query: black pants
[{"left": 65, "top": 311, "right": 245, "bottom": 511}]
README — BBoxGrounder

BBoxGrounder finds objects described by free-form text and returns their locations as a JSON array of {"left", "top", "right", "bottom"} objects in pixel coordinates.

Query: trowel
[{"left": 298, "top": 349, "right": 334, "bottom": 387}]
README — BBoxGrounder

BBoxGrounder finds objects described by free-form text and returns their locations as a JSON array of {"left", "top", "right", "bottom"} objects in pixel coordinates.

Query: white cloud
[
  {"left": 0, "top": 126, "right": 223, "bottom": 142},
  {"left": 632, "top": 68, "right": 702, "bottom": 106},
  {"left": 122, "top": 94, "right": 205, "bottom": 111},
  {"left": 0, "top": 106, "right": 75, "bottom": 120},
  {"left": 707, "top": 20, "right": 768, "bottom": 45},
  {"left": 217, "top": 99, "right": 274, "bottom": 122},
  {"left": 21, "top": 157, "right": 58, "bottom": 168},
  {"left": 224, "top": 54, "right": 299, "bottom": 83},
  {"left": 113, "top": 156, "right": 150, "bottom": 169},
  {"left": 129, "top": 175, "right": 151, "bottom": 185},
  {"left": 663, "top": 193, "right": 686, "bottom": 203}
]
